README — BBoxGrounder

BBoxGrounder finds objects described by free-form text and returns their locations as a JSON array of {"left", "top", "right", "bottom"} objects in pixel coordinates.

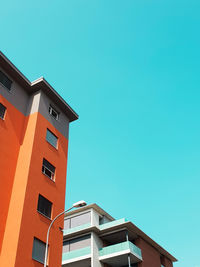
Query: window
[
  {"left": 64, "top": 212, "right": 91, "bottom": 230},
  {"left": 42, "top": 158, "right": 55, "bottom": 180},
  {"left": 49, "top": 105, "right": 59, "bottom": 120},
  {"left": 63, "top": 234, "right": 91, "bottom": 253},
  {"left": 0, "top": 70, "right": 12, "bottom": 91},
  {"left": 46, "top": 129, "right": 58, "bottom": 148},
  {"left": 37, "top": 194, "right": 52, "bottom": 219},
  {"left": 0, "top": 103, "right": 6, "bottom": 120},
  {"left": 32, "top": 237, "right": 46, "bottom": 264},
  {"left": 99, "top": 215, "right": 111, "bottom": 225}
]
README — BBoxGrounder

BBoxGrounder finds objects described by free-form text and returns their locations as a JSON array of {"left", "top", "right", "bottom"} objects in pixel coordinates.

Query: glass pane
[
  {"left": 71, "top": 212, "right": 91, "bottom": 228},
  {"left": 0, "top": 103, "right": 6, "bottom": 119},
  {"left": 37, "top": 195, "right": 52, "bottom": 218},
  {"left": 0, "top": 71, "right": 12, "bottom": 90},
  {"left": 49, "top": 106, "right": 59, "bottom": 120},
  {"left": 63, "top": 241, "right": 70, "bottom": 253},
  {"left": 64, "top": 219, "right": 70, "bottom": 230},
  {"left": 46, "top": 129, "right": 58, "bottom": 148},
  {"left": 32, "top": 238, "right": 46, "bottom": 264},
  {"left": 43, "top": 158, "right": 55, "bottom": 173},
  {"left": 69, "top": 235, "right": 91, "bottom": 252}
]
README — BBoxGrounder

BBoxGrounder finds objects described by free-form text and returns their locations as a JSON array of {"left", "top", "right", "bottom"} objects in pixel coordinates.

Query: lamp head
[{"left": 73, "top": 200, "right": 87, "bottom": 208}]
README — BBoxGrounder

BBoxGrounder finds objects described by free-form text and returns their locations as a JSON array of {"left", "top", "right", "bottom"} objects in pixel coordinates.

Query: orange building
[{"left": 0, "top": 52, "right": 78, "bottom": 267}]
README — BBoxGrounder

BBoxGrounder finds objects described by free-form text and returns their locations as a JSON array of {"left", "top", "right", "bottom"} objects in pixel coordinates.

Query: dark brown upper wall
[
  {"left": 135, "top": 237, "right": 169, "bottom": 267},
  {"left": 161, "top": 256, "right": 173, "bottom": 267}
]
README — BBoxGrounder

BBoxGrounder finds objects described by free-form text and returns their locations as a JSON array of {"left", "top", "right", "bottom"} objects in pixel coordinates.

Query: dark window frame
[
  {"left": 0, "top": 103, "right": 6, "bottom": 120},
  {"left": 42, "top": 158, "right": 56, "bottom": 181},
  {"left": 37, "top": 194, "right": 52, "bottom": 219},
  {"left": 49, "top": 105, "right": 59, "bottom": 120},
  {"left": 0, "top": 70, "right": 12, "bottom": 91}
]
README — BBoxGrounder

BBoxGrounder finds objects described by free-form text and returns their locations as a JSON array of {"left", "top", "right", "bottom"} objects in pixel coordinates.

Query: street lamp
[{"left": 44, "top": 200, "right": 87, "bottom": 267}]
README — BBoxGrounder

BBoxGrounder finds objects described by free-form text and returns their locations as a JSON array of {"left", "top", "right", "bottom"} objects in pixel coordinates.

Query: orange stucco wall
[
  {"left": 0, "top": 94, "right": 69, "bottom": 267},
  {"left": 0, "top": 95, "right": 25, "bottom": 253}
]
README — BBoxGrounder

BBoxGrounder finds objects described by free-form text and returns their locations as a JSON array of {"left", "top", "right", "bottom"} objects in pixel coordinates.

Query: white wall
[{"left": 91, "top": 232, "right": 104, "bottom": 267}]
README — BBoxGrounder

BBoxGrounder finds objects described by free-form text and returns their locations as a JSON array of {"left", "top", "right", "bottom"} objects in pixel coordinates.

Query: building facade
[
  {"left": 62, "top": 204, "right": 177, "bottom": 267},
  {"left": 0, "top": 52, "right": 78, "bottom": 267}
]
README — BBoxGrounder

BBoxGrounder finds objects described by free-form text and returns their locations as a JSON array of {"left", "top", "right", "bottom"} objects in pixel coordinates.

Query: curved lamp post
[{"left": 44, "top": 200, "right": 87, "bottom": 267}]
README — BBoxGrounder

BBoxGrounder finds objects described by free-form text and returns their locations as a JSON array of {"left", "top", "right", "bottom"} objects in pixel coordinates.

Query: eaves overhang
[
  {"left": 63, "top": 218, "right": 177, "bottom": 263},
  {"left": 0, "top": 51, "right": 78, "bottom": 122},
  {"left": 31, "top": 77, "right": 78, "bottom": 122},
  {"left": 126, "top": 221, "right": 177, "bottom": 263},
  {"left": 99, "top": 221, "right": 177, "bottom": 263}
]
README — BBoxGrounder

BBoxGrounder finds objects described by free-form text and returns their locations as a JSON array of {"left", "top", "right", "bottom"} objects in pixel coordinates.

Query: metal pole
[
  {"left": 126, "top": 231, "right": 131, "bottom": 267},
  {"left": 126, "top": 230, "right": 129, "bottom": 242},
  {"left": 128, "top": 254, "right": 131, "bottom": 267},
  {"left": 44, "top": 207, "right": 74, "bottom": 267}
]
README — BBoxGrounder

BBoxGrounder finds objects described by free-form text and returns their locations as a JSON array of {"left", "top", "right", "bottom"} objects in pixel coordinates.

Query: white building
[{"left": 62, "top": 204, "right": 177, "bottom": 267}]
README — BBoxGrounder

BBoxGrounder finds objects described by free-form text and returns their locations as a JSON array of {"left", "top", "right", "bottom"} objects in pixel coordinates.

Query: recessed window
[
  {"left": 64, "top": 212, "right": 91, "bottom": 230},
  {"left": 0, "top": 103, "right": 6, "bottom": 120},
  {"left": 37, "top": 194, "right": 52, "bottom": 219},
  {"left": 32, "top": 237, "right": 46, "bottom": 264},
  {"left": 63, "top": 234, "right": 91, "bottom": 253},
  {"left": 49, "top": 105, "right": 59, "bottom": 120},
  {"left": 0, "top": 70, "right": 12, "bottom": 91},
  {"left": 46, "top": 129, "right": 58, "bottom": 148},
  {"left": 42, "top": 158, "right": 55, "bottom": 180}
]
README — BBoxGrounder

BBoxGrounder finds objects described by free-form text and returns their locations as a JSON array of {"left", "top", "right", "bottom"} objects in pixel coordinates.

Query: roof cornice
[{"left": 0, "top": 51, "right": 78, "bottom": 122}]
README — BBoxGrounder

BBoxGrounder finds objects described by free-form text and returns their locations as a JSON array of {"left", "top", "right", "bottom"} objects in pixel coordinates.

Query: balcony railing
[
  {"left": 63, "top": 223, "right": 91, "bottom": 235},
  {"left": 62, "top": 246, "right": 91, "bottom": 262},
  {"left": 99, "top": 241, "right": 142, "bottom": 259},
  {"left": 99, "top": 218, "right": 127, "bottom": 230}
]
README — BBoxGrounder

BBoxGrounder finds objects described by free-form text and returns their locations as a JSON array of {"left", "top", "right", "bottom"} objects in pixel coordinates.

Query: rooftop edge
[{"left": 0, "top": 51, "right": 78, "bottom": 122}]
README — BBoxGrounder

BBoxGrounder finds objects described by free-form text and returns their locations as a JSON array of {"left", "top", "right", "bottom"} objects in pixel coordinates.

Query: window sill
[
  {"left": 46, "top": 140, "right": 58, "bottom": 150},
  {"left": 42, "top": 173, "right": 55, "bottom": 183},
  {"left": 32, "top": 258, "right": 45, "bottom": 265},
  {"left": 37, "top": 210, "right": 52, "bottom": 221},
  {"left": 49, "top": 113, "right": 59, "bottom": 121}
]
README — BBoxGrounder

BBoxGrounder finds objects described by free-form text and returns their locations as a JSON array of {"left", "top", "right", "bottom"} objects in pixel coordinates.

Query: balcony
[
  {"left": 62, "top": 246, "right": 91, "bottom": 266},
  {"left": 63, "top": 223, "right": 91, "bottom": 235},
  {"left": 99, "top": 241, "right": 142, "bottom": 266},
  {"left": 63, "top": 218, "right": 127, "bottom": 236},
  {"left": 99, "top": 218, "right": 127, "bottom": 230}
]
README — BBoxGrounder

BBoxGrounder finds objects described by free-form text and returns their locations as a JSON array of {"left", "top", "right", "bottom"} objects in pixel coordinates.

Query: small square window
[
  {"left": 42, "top": 158, "right": 55, "bottom": 180},
  {"left": 0, "top": 70, "right": 12, "bottom": 91},
  {"left": 32, "top": 237, "right": 46, "bottom": 264},
  {"left": 46, "top": 129, "right": 58, "bottom": 148},
  {"left": 0, "top": 103, "right": 6, "bottom": 120},
  {"left": 37, "top": 194, "right": 52, "bottom": 219},
  {"left": 49, "top": 105, "right": 59, "bottom": 120}
]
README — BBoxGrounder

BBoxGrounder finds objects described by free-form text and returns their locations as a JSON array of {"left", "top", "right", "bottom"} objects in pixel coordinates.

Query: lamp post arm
[{"left": 44, "top": 206, "right": 74, "bottom": 267}]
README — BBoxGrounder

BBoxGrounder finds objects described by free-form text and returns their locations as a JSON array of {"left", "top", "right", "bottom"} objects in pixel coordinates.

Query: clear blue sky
[{"left": 1, "top": 1, "right": 200, "bottom": 266}]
